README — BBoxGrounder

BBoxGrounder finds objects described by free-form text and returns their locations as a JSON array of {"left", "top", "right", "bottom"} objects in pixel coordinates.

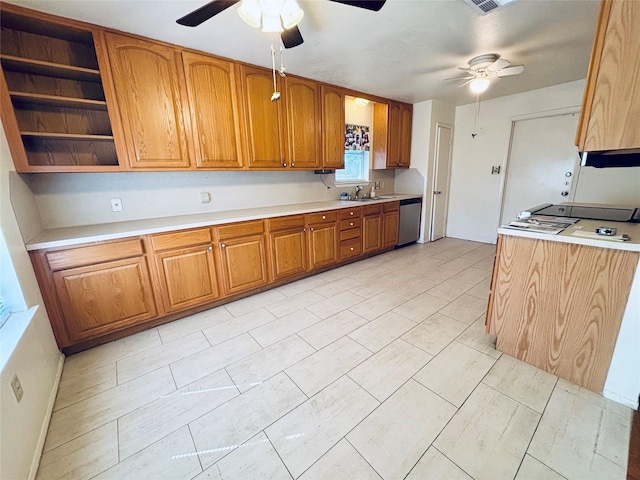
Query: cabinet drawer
[
  {"left": 268, "top": 215, "right": 305, "bottom": 232},
  {"left": 384, "top": 201, "right": 400, "bottom": 212},
  {"left": 217, "top": 220, "right": 264, "bottom": 240},
  {"left": 340, "top": 227, "right": 361, "bottom": 241},
  {"left": 150, "top": 228, "right": 212, "bottom": 252},
  {"left": 46, "top": 238, "right": 144, "bottom": 271},
  {"left": 340, "top": 217, "right": 362, "bottom": 231},
  {"left": 363, "top": 204, "right": 382, "bottom": 216},
  {"left": 307, "top": 211, "right": 337, "bottom": 224},
  {"left": 340, "top": 207, "right": 362, "bottom": 220},
  {"left": 340, "top": 238, "right": 362, "bottom": 259}
]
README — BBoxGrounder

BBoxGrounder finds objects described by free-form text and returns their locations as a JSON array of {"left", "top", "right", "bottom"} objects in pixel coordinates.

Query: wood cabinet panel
[
  {"left": 373, "top": 101, "right": 412, "bottom": 169},
  {"left": 339, "top": 207, "right": 362, "bottom": 220},
  {"left": 218, "top": 233, "right": 268, "bottom": 295},
  {"left": 340, "top": 238, "right": 362, "bottom": 260},
  {"left": 321, "top": 85, "right": 345, "bottom": 169},
  {"left": 104, "top": 33, "right": 191, "bottom": 169},
  {"left": 340, "top": 217, "right": 361, "bottom": 231},
  {"left": 399, "top": 103, "right": 413, "bottom": 166},
  {"left": 307, "top": 211, "right": 338, "bottom": 224},
  {"left": 53, "top": 256, "right": 157, "bottom": 342},
  {"left": 182, "top": 52, "right": 244, "bottom": 168},
  {"left": 217, "top": 220, "right": 264, "bottom": 240},
  {"left": 307, "top": 212, "right": 339, "bottom": 270},
  {"left": 362, "top": 213, "right": 383, "bottom": 254},
  {"left": 46, "top": 238, "right": 144, "bottom": 271},
  {"left": 150, "top": 228, "right": 212, "bottom": 251},
  {"left": 490, "top": 235, "right": 639, "bottom": 392},
  {"left": 269, "top": 224, "right": 307, "bottom": 281},
  {"left": 285, "top": 76, "right": 321, "bottom": 169},
  {"left": 382, "top": 209, "right": 399, "bottom": 247}
]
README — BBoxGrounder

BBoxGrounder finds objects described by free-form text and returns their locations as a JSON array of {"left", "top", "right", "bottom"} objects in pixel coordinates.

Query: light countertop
[{"left": 27, "top": 194, "right": 422, "bottom": 251}]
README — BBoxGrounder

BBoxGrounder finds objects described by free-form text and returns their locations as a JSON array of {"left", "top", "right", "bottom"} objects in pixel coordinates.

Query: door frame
[
  {"left": 429, "top": 122, "right": 454, "bottom": 241},
  {"left": 497, "top": 107, "right": 581, "bottom": 227}
]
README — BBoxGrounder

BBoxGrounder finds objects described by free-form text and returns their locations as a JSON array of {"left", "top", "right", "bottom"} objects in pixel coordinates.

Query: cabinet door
[
  {"left": 363, "top": 214, "right": 383, "bottom": 253},
  {"left": 286, "top": 76, "right": 321, "bottom": 169},
  {"left": 155, "top": 245, "right": 220, "bottom": 313},
  {"left": 383, "top": 210, "right": 399, "bottom": 247},
  {"left": 218, "top": 234, "right": 269, "bottom": 295},
  {"left": 104, "top": 33, "right": 191, "bottom": 169},
  {"left": 270, "top": 227, "right": 307, "bottom": 281},
  {"left": 240, "top": 65, "right": 286, "bottom": 169},
  {"left": 398, "top": 103, "right": 413, "bottom": 167},
  {"left": 387, "top": 102, "right": 401, "bottom": 168},
  {"left": 577, "top": 0, "right": 640, "bottom": 151},
  {"left": 308, "top": 222, "right": 338, "bottom": 269},
  {"left": 182, "top": 52, "right": 245, "bottom": 168},
  {"left": 321, "top": 85, "right": 345, "bottom": 169},
  {"left": 53, "top": 256, "right": 157, "bottom": 342}
]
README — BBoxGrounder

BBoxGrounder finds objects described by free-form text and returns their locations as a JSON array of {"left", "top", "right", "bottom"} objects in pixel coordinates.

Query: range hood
[{"left": 580, "top": 149, "right": 640, "bottom": 168}]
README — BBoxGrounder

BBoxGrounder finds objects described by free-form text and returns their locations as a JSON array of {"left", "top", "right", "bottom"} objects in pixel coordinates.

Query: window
[{"left": 335, "top": 150, "right": 369, "bottom": 184}]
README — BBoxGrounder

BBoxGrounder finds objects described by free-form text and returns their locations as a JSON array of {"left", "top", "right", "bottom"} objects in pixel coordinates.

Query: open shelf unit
[{"left": 0, "top": 8, "right": 120, "bottom": 169}]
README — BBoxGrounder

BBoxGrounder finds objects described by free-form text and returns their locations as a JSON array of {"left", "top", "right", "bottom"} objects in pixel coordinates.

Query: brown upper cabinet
[
  {"left": 104, "top": 32, "right": 192, "bottom": 169},
  {"left": 321, "top": 85, "right": 346, "bottom": 170},
  {"left": 372, "top": 101, "right": 412, "bottom": 169},
  {"left": 285, "top": 76, "right": 322, "bottom": 169},
  {"left": 576, "top": 0, "right": 640, "bottom": 152},
  {"left": 182, "top": 52, "right": 245, "bottom": 169}
]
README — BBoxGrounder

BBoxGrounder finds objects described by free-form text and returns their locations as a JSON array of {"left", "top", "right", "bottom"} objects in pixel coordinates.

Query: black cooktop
[{"left": 530, "top": 204, "right": 640, "bottom": 223}]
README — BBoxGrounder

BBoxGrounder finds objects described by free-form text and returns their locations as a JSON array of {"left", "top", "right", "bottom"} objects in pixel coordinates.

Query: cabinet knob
[
  {"left": 208, "top": 246, "right": 213, "bottom": 250},
  {"left": 350, "top": 212, "right": 354, "bottom": 216},
  {"left": 291, "top": 162, "right": 295, "bottom": 167},
  {"left": 310, "top": 227, "right": 314, "bottom": 231},
  {"left": 350, "top": 222, "right": 354, "bottom": 226},
  {"left": 322, "top": 215, "right": 326, "bottom": 220},
  {"left": 282, "top": 163, "right": 287, "bottom": 167},
  {"left": 221, "top": 243, "right": 226, "bottom": 248},
  {"left": 350, "top": 247, "right": 354, "bottom": 251},
  {"left": 302, "top": 228, "right": 306, "bottom": 232},
  {"left": 398, "top": 163, "right": 404, "bottom": 167}
]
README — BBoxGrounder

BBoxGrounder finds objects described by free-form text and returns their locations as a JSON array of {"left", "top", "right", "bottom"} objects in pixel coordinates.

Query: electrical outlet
[
  {"left": 374, "top": 181, "right": 381, "bottom": 189},
  {"left": 11, "top": 374, "right": 23, "bottom": 403},
  {"left": 491, "top": 166, "right": 501, "bottom": 175},
  {"left": 200, "top": 192, "right": 211, "bottom": 204},
  {"left": 110, "top": 198, "right": 123, "bottom": 212}
]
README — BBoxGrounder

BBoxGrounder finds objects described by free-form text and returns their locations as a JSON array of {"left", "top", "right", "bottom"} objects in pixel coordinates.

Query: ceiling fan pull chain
[
  {"left": 471, "top": 93, "right": 481, "bottom": 138},
  {"left": 270, "top": 44, "right": 281, "bottom": 101},
  {"left": 279, "top": 42, "right": 287, "bottom": 77}
]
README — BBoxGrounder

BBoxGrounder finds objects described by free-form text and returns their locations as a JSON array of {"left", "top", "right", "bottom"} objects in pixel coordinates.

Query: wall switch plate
[
  {"left": 11, "top": 374, "right": 23, "bottom": 403},
  {"left": 491, "top": 166, "right": 501, "bottom": 175},
  {"left": 110, "top": 198, "right": 123, "bottom": 212},
  {"left": 374, "top": 181, "right": 381, "bottom": 189},
  {"left": 200, "top": 192, "right": 211, "bottom": 204}
]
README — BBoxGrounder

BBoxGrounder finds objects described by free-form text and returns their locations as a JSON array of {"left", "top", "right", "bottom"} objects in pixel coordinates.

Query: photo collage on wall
[{"left": 345, "top": 124, "right": 370, "bottom": 151}]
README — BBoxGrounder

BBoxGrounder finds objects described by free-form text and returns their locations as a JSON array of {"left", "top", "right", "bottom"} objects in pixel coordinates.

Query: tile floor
[{"left": 36, "top": 238, "right": 633, "bottom": 480}]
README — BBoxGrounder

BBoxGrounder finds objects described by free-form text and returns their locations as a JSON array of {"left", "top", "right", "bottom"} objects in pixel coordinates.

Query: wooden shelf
[
  {"left": 0, "top": 55, "right": 102, "bottom": 82},
  {"left": 21, "top": 132, "right": 114, "bottom": 141},
  {"left": 10, "top": 91, "right": 107, "bottom": 110}
]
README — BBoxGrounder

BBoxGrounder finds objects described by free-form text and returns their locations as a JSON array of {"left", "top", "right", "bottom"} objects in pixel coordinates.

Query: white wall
[{"left": 0, "top": 125, "right": 63, "bottom": 480}]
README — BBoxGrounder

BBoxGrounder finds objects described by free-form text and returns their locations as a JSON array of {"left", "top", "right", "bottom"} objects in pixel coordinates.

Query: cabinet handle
[
  {"left": 322, "top": 215, "right": 326, "bottom": 220},
  {"left": 221, "top": 243, "right": 226, "bottom": 248},
  {"left": 398, "top": 163, "right": 404, "bottom": 166}
]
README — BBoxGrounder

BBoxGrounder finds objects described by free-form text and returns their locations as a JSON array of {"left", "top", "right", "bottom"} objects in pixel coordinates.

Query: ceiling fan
[
  {"left": 176, "top": 0, "right": 387, "bottom": 49},
  {"left": 446, "top": 54, "right": 525, "bottom": 93}
]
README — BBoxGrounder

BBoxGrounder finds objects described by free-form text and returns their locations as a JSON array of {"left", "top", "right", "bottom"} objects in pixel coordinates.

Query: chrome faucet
[{"left": 355, "top": 185, "right": 363, "bottom": 198}]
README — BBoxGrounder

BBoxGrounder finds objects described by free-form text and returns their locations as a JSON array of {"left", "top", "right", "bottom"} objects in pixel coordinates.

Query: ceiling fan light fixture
[
  {"left": 261, "top": 12, "right": 283, "bottom": 32},
  {"left": 469, "top": 77, "right": 490, "bottom": 93},
  {"left": 238, "top": 0, "right": 262, "bottom": 28},
  {"left": 281, "top": 0, "right": 304, "bottom": 29}
]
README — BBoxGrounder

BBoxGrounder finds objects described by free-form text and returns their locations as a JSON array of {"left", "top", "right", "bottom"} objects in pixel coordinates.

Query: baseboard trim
[
  {"left": 603, "top": 388, "right": 639, "bottom": 410},
  {"left": 28, "top": 352, "right": 64, "bottom": 480}
]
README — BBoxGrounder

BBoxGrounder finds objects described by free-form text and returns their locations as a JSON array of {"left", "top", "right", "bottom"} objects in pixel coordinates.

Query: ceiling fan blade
[
  {"left": 444, "top": 75, "right": 475, "bottom": 81},
  {"left": 177, "top": 0, "right": 240, "bottom": 27},
  {"left": 281, "top": 25, "right": 304, "bottom": 49},
  {"left": 496, "top": 65, "right": 525, "bottom": 77},
  {"left": 487, "top": 58, "right": 511, "bottom": 72},
  {"left": 458, "top": 79, "right": 474, "bottom": 87},
  {"left": 326, "top": 0, "right": 387, "bottom": 11}
]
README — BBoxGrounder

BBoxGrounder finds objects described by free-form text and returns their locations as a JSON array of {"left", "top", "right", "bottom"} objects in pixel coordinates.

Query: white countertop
[
  {"left": 498, "top": 218, "right": 640, "bottom": 252},
  {"left": 27, "top": 194, "right": 422, "bottom": 251}
]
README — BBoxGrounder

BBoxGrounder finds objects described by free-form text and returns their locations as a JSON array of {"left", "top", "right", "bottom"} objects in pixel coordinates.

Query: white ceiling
[{"left": 6, "top": 0, "right": 601, "bottom": 106}]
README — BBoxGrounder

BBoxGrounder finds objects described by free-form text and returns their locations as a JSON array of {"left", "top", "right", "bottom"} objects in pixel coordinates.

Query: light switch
[{"left": 491, "top": 166, "right": 501, "bottom": 175}]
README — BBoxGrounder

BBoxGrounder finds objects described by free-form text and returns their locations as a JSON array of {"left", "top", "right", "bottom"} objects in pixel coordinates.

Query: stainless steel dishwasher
[{"left": 398, "top": 198, "right": 422, "bottom": 246}]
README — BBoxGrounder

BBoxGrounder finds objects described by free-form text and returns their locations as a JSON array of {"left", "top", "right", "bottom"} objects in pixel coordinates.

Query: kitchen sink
[{"left": 347, "top": 195, "right": 395, "bottom": 202}]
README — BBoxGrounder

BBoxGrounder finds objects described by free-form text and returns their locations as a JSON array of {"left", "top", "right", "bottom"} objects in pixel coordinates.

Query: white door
[
  {"left": 430, "top": 124, "right": 453, "bottom": 241},
  {"left": 500, "top": 112, "right": 581, "bottom": 225}
]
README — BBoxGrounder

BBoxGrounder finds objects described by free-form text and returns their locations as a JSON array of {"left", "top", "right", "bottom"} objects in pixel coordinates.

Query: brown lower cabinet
[
  {"left": 30, "top": 203, "right": 406, "bottom": 352},
  {"left": 383, "top": 201, "right": 400, "bottom": 247}
]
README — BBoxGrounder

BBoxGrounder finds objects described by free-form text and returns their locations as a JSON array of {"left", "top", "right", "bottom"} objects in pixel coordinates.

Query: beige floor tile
[
  {"left": 226, "top": 335, "right": 315, "bottom": 392},
  {"left": 406, "top": 447, "right": 472, "bottom": 480},
  {"left": 60, "top": 329, "right": 161, "bottom": 379},
  {"left": 434, "top": 383, "right": 540, "bottom": 480},
  {"left": 285, "top": 337, "right": 372, "bottom": 396},
  {"left": 298, "top": 310, "right": 369, "bottom": 350},
  {"left": 36, "top": 422, "right": 118, "bottom": 480},
  {"left": 466, "top": 277, "right": 492, "bottom": 300},
  {"left": 299, "top": 439, "right": 382, "bottom": 480},
  {"left": 348, "top": 339, "right": 432, "bottom": 402},
  {"left": 305, "top": 291, "right": 365, "bottom": 319},
  {"left": 349, "top": 293, "right": 406, "bottom": 321},
  {"left": 249, "top": 309, "right": 323, "bottom": 348},
  {"left": 276, "top": 275, "right": 328, "bottom": 297},
  {"left": 555, "top": 378, "right": 632, "bottom": 418},
  {"left": 483, "top": 354, "right": 557, "bottom": 413},
  {"left": 224, "top": 289, "right": 288, "bottom": 317},
  {"left": 380, "top": 267, "right": 422, "bottom": 283},
  {"left": 265, "top": 290, "right": 325, "bottom": 318},
  {"left": 392, "top": 292, "right": 449, "bottom": 322},
  {"left": 190, "top": 373, "right": 306, "bottom": 469},
  {"left": 266, "top": 376, "right": 379, "bottom": 478},
  {"left": 348, "top": 380, "right": 456, "bottom": 480},
  {"left": 515, "top": 455, "right": 566, "bottom": 480},
  {"left": 44, "top": 367, "right": 175, "bottom": 453},
  {"left": 203, "top": 308, "right": 278, "bottom": 346},
  {"left": 313, "top": 276, "right": 363, "bottom": 298},
  {"left": 193, "top": 432, "right": 292, "bottom": 480},
  {"left": 438, "top": 293, "right": 488, "bottom": 324},
  {"left": 93, "top": 426, "right": 201, "bottom": 480},
  {"left": 472, "top": 256, "right": 496, "bottom": 271},
  {"left": 118, "top": 369, "right": 239, "bottom": 460},
  {"left": 427, "top": 278, "right": 475, "bottom": 301},
  {"left": 348, "top": 277, "right": 399, "bottom": 300},
  {"left": 456, "top": 316, "right": 501, "bottom": 358},
  {"left": 54, "top": 363, "right": 116, "bottom": 411},
  {"left": 528, "top": 387, "right": 629, "bottom": 479},
  {"left": 459, "top": 244, "right": 496, "bottom": 261},
  {"left": 315, "top": 263, "right": 361, "bottom": 282},
  {"left": 438, "top": 258, "right": 478, "bottom": 274},
  {"left": 348, "top": 311, "right": 417, "bottom": 352},
  {"left": 157, "top": 306, "right": 232, "bottom": 344},
  {"left": 116, "top": 331, "right": 210, "bottom": 384},
  {"left": 170, "top": 334, "right": 261, "bottom": 388},
  {"left": 414, "top": 341, "right": 496, "bottom": 407},
  {"left": 401, "top": 313, "right": 468, "bottom": 356},
  {"left": 449, "top": 267, "right": 491, "bottom": 285},
  {"left": 388, "top": 279, "right": 439, "bottom": 301}
]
